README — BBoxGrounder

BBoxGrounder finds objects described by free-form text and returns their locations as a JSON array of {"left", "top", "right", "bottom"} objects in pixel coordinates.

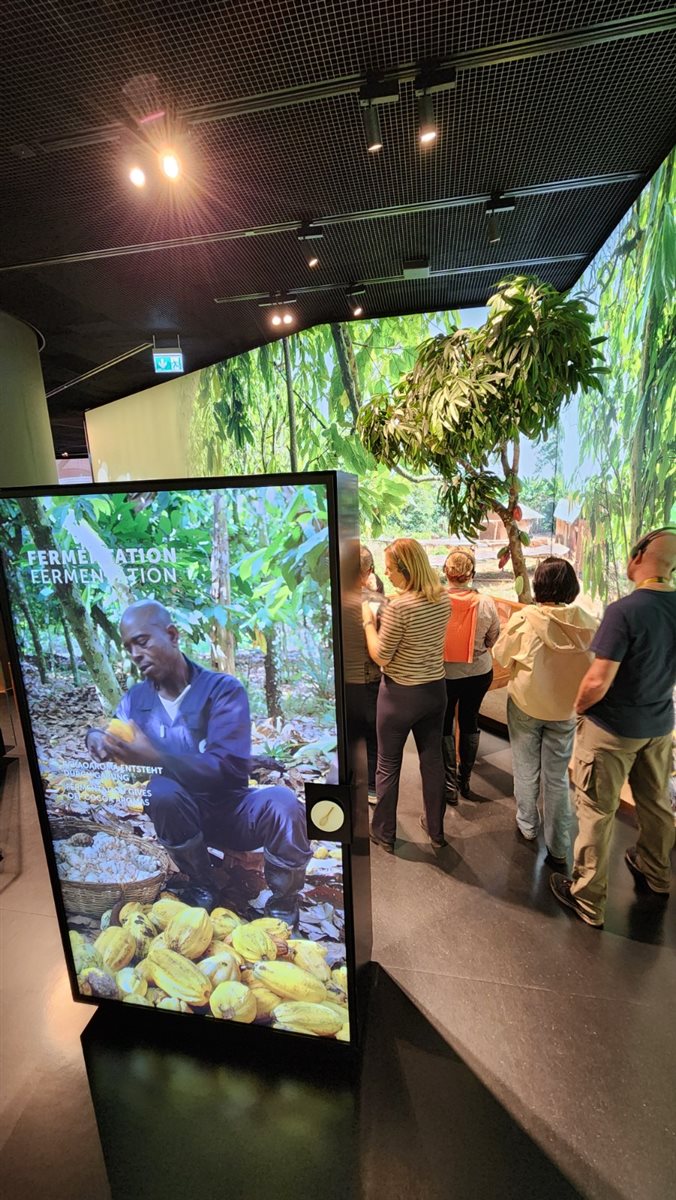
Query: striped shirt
[{"left": 376, "top": 589, "right": 451, "bottom": 685}]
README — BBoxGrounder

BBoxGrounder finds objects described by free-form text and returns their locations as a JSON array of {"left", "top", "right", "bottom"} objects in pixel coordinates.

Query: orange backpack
[{"left": 444, "top": 589, "right": 480, "bottom": 663}]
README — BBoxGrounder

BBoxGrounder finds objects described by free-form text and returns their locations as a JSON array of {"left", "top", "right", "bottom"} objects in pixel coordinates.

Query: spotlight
[
  {"left": 129, "top": 165, "right": 146, "bottom": 188},
  {"left": 486, "top": 212, "right": 500, "bottom": 244},
  {"left": 271, "top": 312, "right": 282, "bottom": 326},
  {"left": 160, "top": 150, "right": 181, "bottom": 179},
  {"left": 282, "top": 312, "right": 294, "bottom": 325},
  {"left": 298, "top": 223, "right": 323, "bottom": 268},
  {"left": 359, "top": 74, "right": 399, "bottom": 154},
  {"left": 362, "top": 103, "right": 383, "bottom": 153},
  {"left": 485, "top": 195, "right": 515, "bottom": 244},
  {"left": 417, "top": 92, "right": 437, "bottom": 145},
  {"left": 347, "top": 285, "right": 366, "bottom": 318}
]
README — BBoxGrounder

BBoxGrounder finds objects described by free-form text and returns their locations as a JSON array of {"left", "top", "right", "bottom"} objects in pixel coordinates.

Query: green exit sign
[{"left": 153, "top": 350, "right": 184, "bottom": 374}]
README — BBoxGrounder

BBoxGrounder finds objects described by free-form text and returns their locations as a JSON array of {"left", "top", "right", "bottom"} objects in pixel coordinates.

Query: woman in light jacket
[
  {"left": 493, "top": 557, "right": 598, "bottom": 868},
  {"left": 362, "top": 538, "right": 450, "bottom": 852},
  {"left": 442, "top": 549, "right": 500, "bottom": 803}
]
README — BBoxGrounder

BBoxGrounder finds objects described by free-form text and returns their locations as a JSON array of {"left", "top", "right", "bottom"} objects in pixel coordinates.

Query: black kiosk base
[{"left": 81, "top": 963, "right": 581, "bottom": 1200}]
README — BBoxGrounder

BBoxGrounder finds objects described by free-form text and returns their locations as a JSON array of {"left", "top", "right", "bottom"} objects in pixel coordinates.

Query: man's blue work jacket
[{"left": 116, "top": 657, "right": 251, "bottom": 802}]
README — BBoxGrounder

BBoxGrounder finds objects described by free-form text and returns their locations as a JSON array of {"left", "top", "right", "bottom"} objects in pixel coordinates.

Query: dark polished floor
[{"left": 1, "top": 726, "right": 674, "bottom": 1199}]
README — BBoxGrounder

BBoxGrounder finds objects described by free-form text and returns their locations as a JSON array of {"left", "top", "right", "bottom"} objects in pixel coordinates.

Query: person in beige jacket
[{"left": 493, "top": 557, "right": 598, "bottom": 867}]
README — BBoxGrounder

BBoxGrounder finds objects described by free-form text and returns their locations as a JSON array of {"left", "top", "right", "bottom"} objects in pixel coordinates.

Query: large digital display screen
[{"left": 0, "top": 479, "right": 352, "bottom": 1042}]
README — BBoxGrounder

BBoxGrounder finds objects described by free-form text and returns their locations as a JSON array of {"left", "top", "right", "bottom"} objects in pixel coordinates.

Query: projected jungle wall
[{"left": 87, "top": 150, "right": 675, "bottom": 613}]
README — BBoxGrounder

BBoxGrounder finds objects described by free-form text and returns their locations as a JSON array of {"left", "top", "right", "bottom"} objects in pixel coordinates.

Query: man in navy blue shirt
[
  {"left": 87, "top": 600, "right": 311, "bottom": 921},
  {"left": 550, "top": 528, "right": 676, "bottom": 928}
]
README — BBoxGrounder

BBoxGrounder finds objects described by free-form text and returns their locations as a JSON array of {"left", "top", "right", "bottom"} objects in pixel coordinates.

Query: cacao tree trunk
[
  {"left": 61, "top": 613, "right": 80, "bottom": 686},
  {"left": 16, "top": 497, "right": 120, "bottom": 710},
  {"left": 264, "top": 626, "right": 282, "bottom": 720},
  {"left": 282, "top": 336, "right": 299, "bottom": 472},
  {"left": 210, "top": 491, "right": 236, "bottom": 675},
  {"left": 330, "top": 322, "right": 361, "bottom": 423},
  {"left": 498, "top": 438, "right": 532, "bottom": 602},
  {"left": 506, "top": 518, "right": 532, "bottom": 603},
  {"left": 13, "top": 577, "right": 47, "bottom": 683}
]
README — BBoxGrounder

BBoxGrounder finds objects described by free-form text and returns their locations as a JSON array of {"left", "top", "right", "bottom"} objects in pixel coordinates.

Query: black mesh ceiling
[{"left": 1, "top": 0, "right": 675, "bottom": 455}]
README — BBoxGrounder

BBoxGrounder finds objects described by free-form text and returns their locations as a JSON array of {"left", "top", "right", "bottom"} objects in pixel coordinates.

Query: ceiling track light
[
  {"left": 485, "top": 194, "right": 516, "bottom": 244},
  {"left": 416, "top": 92, "right": 437, "bottom": 145},
  {"left": 358, "top": 73, "right": 399, "bottom": 153},
  {"left": 259, "top": 294, "right": 297, "bottom": 329},
  {"left": 414, "top": 66, "right": 456, "bottom": 147},
  {"left": 347, "top": 285, "right": 366, "bottom": 318},
  {"left": 361, "top": 103, "right": 383, "bottom": 153},
  {"left": 298, "top": 223, "right": 323, "bottom": 268}
]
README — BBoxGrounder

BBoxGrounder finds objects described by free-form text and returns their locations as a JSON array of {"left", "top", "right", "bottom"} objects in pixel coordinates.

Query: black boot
[
  {"left": 264, "top": 862, "right": 308, "bottom": 927},
  {"left": 458, "top": 732, "right": 480, "bottom": 798},
  {"left": 442, "top": 735, "right": 459, "bottom": 806},
  {"left": 161, "top": 833, "right": 220, "bottom": 909}
]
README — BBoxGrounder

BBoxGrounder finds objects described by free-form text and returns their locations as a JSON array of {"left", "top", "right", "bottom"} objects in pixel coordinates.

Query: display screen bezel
[{"left": 0, "top": 469, "right": 357, "bottom": 1044}]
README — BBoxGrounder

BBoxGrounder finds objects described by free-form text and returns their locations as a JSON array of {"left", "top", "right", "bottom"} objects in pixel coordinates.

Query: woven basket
[{"left": 49, "top": 817, "right": 170, "bottom": 919}]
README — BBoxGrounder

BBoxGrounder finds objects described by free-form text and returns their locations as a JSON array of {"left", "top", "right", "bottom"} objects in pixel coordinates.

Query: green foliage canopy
[{"left": 357, "top": 276, "right": 607, "bottom": 540}]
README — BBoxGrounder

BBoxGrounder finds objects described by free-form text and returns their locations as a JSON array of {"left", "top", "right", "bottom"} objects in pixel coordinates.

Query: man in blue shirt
[
  {"left": 550, "top": 528, "right": 676, "bottom": 928},
  {"left": 87, "top": 601, "right": 311, "bottom": 921}
]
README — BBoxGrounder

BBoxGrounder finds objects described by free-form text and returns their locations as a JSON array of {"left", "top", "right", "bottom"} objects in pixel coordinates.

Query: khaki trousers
[{"left": 570, "top": 716, "right": 674, "bottom": 922}]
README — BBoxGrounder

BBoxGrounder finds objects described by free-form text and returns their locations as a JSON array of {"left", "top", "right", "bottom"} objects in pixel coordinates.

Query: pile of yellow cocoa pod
[{"left": 70, "top": 895, "right": 350, "bottom": 1041}]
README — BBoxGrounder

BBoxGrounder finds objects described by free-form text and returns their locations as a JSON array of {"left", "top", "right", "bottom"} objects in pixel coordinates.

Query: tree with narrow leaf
[{"left": 357, "top": 276, "right": 607, "bottom": 600}]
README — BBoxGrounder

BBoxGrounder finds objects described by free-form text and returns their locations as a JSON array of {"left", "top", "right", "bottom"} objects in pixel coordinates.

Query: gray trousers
[{"left": 371, "top": 676, "right": 447, "bottom": 843}]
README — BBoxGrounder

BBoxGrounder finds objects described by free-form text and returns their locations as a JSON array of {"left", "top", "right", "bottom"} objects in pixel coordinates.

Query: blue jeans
[{"left": 507, "top": 697, "right": 575, "bottom": 859}]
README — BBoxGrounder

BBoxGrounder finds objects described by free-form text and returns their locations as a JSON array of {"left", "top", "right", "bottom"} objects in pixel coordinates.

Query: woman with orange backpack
[{"left": 442, "top": 550, "right": 500, "bottom": 803}]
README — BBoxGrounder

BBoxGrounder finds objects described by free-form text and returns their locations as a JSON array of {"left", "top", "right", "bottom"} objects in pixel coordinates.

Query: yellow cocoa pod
[
  {"left": 206, "top": 938, "right": 245, "bottom": 964},
  {"left": 328, "top": 849, "right": 342, "bottom": 860},
  {"left": 272, "top": 1022, "right": 319, "bottom": 1036},
  {"left": 165, "top": 908, "right": 213, "bottom": 960},
  {"left": 71, "top": 938, "right": 102, "bottom": 975},
  {"left": 209, "top": 981, "right": 257, "bottom": 1023},
  {"left": 198, "top": 953, "right": 239, "bottom": 985},
  {"left": 210, "top": 908, "right": 243, "bottom": 939},
  {"left": 318, "top": 1000, "right": 349, "bottom": 1021},
  {"left": 288, "top": 941, "right": 331, "bottom": 982},
  {"left": 123, "top": 993, "right": 153, "bottom": 1007},
  {"left": 148, "top": 948, "right": 212, "bottom": 1007},
  {"left": 107, "top": 717, "right": 135, "bottom": 742},
  {"left": 272, "top": 1002, "right": 344, "bottom": 1037},
  {"left": 116, "top": 967, "right": 148, "bottom": 997},
  {"left": 331, "top": 966, "right": 348, "bottom": 994},
  {"left": 124, "top": 913, "right": 157, "bottom": 957},
  {"left": 249, "top": 981, "right": 282, "bottom": 1019},
  {"left": 313, "top": 846, "right": 329, "bottom": 859},
  {"left": 135, "top": 957, "right": 155, "bottom": 983},
  {"left": 253, "top": 961, "right": 328, "bottom": 1003},
  {"left": 69, "top": 930, "right": 85, "bottom": 952},
  {"left": 119, "top": 902, "right": 144, "bottom": 922},
  {"left": 94, "top": 926, "right": 135, "bottom": 972},
  {"left": 247, "top": 917, "right": 291, "bottom": 942},
  {"left": 150, "top": 897, "right": 190, "bottom": 931},
  {"left": 335, "top": 1022, "right": 350, "bottom": 1042},
  {"left": 158, "top": 997, "right": 192, "bottom": 1013},
  {"left": 231, "top": 924, "right": 277, "bottom": 963}
]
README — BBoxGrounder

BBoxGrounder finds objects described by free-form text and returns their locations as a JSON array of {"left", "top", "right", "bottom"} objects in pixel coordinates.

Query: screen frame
[{"left": 0, "top": 469, "right": 359, "bottom": 1044}]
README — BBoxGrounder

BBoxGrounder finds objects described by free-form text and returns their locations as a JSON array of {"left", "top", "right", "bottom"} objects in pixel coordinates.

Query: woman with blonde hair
[
  {"left": 442, "top": 549, "right": 500, "bottom": 802},
  {"left": 362, "top": 538, "right": 451, "bottom": 851}
]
